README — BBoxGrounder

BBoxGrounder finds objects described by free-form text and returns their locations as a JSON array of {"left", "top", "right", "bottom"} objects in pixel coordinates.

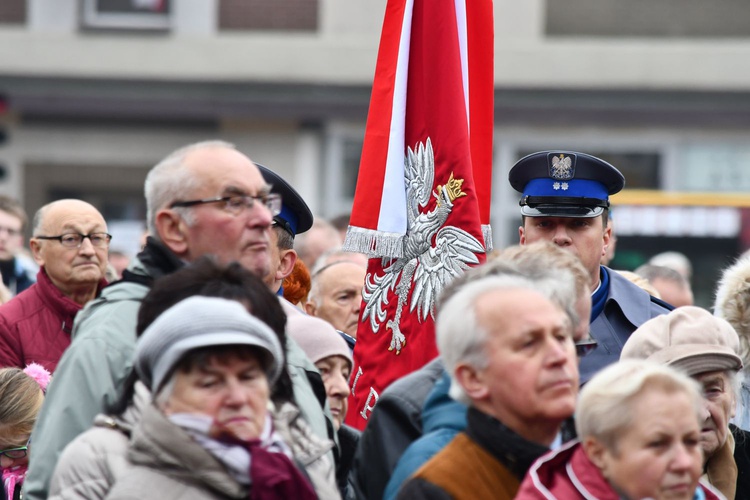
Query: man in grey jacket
[
  {"left": 25, "top": 141, "right": 334, "bottom": 500},
  {"left": 510, "top": 150, "right": 671, "bottom": 383}
]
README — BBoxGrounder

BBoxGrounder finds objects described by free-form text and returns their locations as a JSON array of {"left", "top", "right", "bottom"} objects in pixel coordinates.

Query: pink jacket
[{"left": 516, "top": 440, "right": 724, "bottom": 500}]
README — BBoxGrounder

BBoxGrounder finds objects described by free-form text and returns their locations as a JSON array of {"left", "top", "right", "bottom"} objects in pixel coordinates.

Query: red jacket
[
  {"left": 516, "top": 440, "right": 724, "bottom": 500},
  {"left": 0, "top": 267, "right": 106, "bottom": 372}
]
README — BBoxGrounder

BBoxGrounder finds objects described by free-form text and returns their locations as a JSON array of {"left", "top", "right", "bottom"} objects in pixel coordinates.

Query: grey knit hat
[{"left": 135, "top": 296, "right": 284, "bottom": 392}]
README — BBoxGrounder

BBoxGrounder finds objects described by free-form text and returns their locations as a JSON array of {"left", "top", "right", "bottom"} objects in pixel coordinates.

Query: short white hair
[
  {"left": 438, "top": 246, "right": 581, "bottom": 334},
  {"left": 576, "top": 359, "right": 703, "bottom": 452},
  {"left": 144, "top": 140, "right": 236, "bottom": 237},
  {"left": 437, "top": 274, "right": 561, "bottom": 404}
]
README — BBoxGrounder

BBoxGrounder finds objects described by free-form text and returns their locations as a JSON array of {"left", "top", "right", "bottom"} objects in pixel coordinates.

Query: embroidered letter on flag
[{"left": 343, "top": 0, "right": 494, "bottom": 429}]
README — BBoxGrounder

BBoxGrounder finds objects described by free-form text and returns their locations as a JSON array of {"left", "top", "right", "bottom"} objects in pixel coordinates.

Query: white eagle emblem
[
  {"left": 550, "top": 154, "right": 573, "bottom": 180},
  {"left": 361, "top": 138, "right": 484, "bottom": 354}
]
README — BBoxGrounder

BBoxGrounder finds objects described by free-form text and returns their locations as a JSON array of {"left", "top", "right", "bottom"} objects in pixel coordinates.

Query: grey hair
[
  {"left": 437, "top": 274, "right": 551, "bottom": 405},
  {"left": 144, "top": 140, "right": 236, "bottom": 237},
  {"left": 576, "top": 359, "right": 703, "bottom": 452},
  {"left": 439, "top": 246, "right": 581, "bottom": 334},
  {"left": 307, "top": 260, "right": 359, "bottom": 309},
  {"left": 274, "top": 225, "right": 294, "bottom": 251},
  {"left": 31, "top": 205, "right": 47, "bottom": 235}
]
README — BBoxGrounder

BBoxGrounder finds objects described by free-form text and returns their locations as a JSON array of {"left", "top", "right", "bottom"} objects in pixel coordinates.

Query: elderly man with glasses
[
  {"left": 24, "top": 141, "right": 319, "bottom": 500},
  {"left": 0, "top": 199, "right": 109, "bottom": 373}
]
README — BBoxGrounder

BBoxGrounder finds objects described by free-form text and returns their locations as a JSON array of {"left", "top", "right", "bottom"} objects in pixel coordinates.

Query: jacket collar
[
  {"left": 599, "top": 265, "right": 655, "bottom": 326},
  {"left": 465, "top": 406, "right": 550, "bottom": 481},
  {"left": 36, "top": 267, "right": 106, "bottom": 333},
  {"left": 129, "top": 404, "right": 247, "bottom": 498}
]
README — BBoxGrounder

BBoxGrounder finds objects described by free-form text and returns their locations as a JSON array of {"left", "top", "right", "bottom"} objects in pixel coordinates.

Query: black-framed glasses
[
  {"left": 35, "top": 233, "right": 112, "bottom": 248},
  {"left": 575, "top": 338, "right": 598, "bottom": 358},
  {"left": 170, "top": 193, "right": 282, "bottom": 217}
]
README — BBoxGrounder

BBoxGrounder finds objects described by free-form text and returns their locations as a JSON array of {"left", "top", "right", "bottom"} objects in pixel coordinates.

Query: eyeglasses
[
  {"left": 575, "top": 337, "right": 598, "bottom": 358},
  {"left": 170, "top": 193, "right": 282, "bottom": 217},
  {"left": 0, "top": 434, "right": 31, "bottom": 460},
  {"left": 35, "top": 233, "right": 112, "bottom": 248},
  {"left": 0, "top": 445, "right": 27, "bottom": 460}
]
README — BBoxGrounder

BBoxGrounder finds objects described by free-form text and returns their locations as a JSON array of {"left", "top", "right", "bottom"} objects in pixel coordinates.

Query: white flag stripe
[
  {"left": 455, "top": 0, "right": 470, "bottom": 128},
  {"left": 378, "top": 0, "right": 414, "bottom": 234}
]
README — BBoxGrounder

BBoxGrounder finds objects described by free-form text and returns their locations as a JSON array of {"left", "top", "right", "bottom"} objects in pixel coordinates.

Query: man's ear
[
  {"left": 304, "top": 300, "right": 317, "bottom": 316},
  {"left": 277, "top": 249, "right": 297, "bottom": 281},
  {"left": 519, "top": 226, "right": 526, "bottom": 245},
  {"left": 601, "top": 218, "right": 612, "bottom": 258},
  {"left": 154, "top": 210, "right": 189, "bottom": 257},
  {"left": 29, "top": 239, "right": 44, "bottom": 266},
  {"left": 455, "top": 363, "right": 489, "bottom": 401}
]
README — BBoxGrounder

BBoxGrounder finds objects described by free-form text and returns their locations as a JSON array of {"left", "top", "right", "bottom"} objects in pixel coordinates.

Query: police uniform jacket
[{"left": 579, "top": 266, "right": 672, "bottom": 384}]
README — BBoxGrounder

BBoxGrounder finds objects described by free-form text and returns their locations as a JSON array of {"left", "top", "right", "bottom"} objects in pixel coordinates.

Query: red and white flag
[{"left": 343, "top": 0, "right": 494, "bottom": 429}]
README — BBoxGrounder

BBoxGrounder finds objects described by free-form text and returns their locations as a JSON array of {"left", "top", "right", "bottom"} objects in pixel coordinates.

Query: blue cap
[
  {"left": 256, "top": 164, "right": 313, "bottom": 237},
  {"left": 508, "top": 151, "right": 625, "bottom": 218}
]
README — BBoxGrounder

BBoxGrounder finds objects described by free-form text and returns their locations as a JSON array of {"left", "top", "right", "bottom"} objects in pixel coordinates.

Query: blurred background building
[{"left": 0, "top": 0, "right": 749, "bottom": 305}]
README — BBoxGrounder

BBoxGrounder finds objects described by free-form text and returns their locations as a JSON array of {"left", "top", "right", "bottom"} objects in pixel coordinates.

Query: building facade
[{"left": 1, "top": 0, "right": 749, "bottom": 302}]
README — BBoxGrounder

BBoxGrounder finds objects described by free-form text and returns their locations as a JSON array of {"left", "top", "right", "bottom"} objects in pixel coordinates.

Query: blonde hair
[
  {"left": 714, "top": 255, "right": 750, "bottom": 368},
  {"left": 576, "top": 360, "right": 702, "bottom": 452},
  {"left": 0, "top": 368, "right": 44, "bottom": 446}
]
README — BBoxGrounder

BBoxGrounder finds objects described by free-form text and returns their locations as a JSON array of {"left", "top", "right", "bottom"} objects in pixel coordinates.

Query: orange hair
[{"left": 283, "top": 259, "right": 312, "bottom": 306}]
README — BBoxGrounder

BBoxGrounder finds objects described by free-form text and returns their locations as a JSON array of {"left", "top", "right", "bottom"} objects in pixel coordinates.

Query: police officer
[
  {"left": 257, "top": 164, "right": 314, "bottom": 295},
  {"left": 509, "top": 151, "right": 671, "bottom": 383}
]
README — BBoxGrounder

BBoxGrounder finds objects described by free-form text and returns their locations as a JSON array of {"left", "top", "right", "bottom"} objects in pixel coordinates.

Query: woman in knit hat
[
  {"left": 287, "top": 314, "right": 358, "bottom": 499},
  {"left": 105, "top": 296, "right": 317, "bottom": 500}
]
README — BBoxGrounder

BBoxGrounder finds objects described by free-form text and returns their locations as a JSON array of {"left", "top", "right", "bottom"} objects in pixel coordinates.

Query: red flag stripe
[{"left": 467, "top": 0, "right": 494, "bottom": 228}]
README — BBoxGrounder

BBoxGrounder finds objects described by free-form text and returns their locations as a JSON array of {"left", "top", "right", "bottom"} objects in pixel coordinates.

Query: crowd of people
[{"left": 0, "top": 142, "right": 748, "bottom": 499}]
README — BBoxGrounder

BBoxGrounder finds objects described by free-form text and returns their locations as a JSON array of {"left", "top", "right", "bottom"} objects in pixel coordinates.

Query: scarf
[
  {"left": 703, "top": 429, "right": 737, "bottom": 500},
  {"left": 2, "top": 465, "right": 26, "bottom": 500},
  {"left": 169, "top": 413, "right": 317, "bottom": 500}
]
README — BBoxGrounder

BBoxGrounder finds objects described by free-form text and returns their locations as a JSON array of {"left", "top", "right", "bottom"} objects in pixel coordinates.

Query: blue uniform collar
[{"left": 590, "top": 266, "right": 609, "bottom": 321}]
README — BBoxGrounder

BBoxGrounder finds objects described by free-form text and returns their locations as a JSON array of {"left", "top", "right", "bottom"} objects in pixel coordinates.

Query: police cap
[
  {"left": 508, "top": 151, "right": 625, "bottom": 218},
  {"left": 257, "top": 164, "right": 313, "bottom": 237}
]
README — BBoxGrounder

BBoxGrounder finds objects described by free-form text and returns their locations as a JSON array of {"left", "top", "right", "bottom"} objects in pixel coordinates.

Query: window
[
  {"left": 545, "top": 0, "right": 750, "bottom": 38},
  {"left": 323, "top": 123, "right": 365, "bottom": 217},
  {"left": 219, "top": 0, "right": 318, "bottom": 32},
  {"left": 0, "top": 0, "right": 25, "bottom": 25},
  {"left": 81, "top": 0, "right": 171, "bottom": 30}
]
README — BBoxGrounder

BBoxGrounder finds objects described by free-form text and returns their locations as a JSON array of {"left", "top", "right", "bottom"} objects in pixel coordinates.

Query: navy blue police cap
[
  {"left": 256, "top": 164, "right": 313, "bottom": 238},
  {"left": 508, "top": 151, "right": 625, "bottom": 218}
]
